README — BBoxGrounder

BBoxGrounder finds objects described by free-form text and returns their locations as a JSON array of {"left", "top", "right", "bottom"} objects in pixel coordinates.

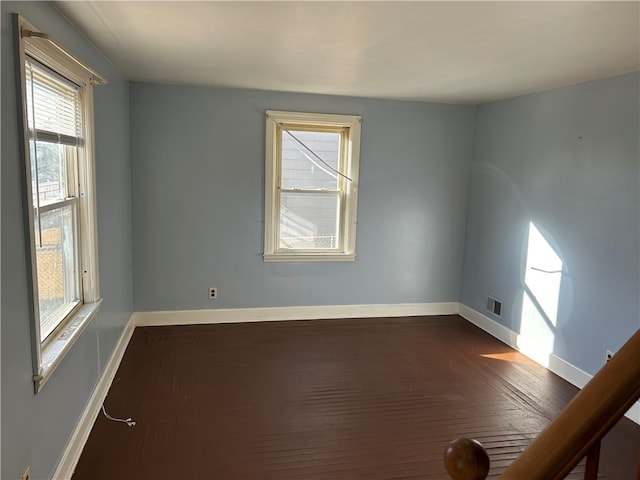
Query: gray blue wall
[
  {"left": 2, "top": 4, "right": 638, "bottom": 477},
  {"left": 1, "top": 2, "right": 132, "bottom": 479},
  {"left": 461, "top": 72, "right": 640, "bottom": 376},
  {"left": 130, "top": 83, "right": 476, "bottom": 311}
]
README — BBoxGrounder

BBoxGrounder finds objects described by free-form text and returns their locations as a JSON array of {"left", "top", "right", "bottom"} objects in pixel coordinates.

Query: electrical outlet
[
  {"left": 21, "top": 466, "right": 30, "bottom": 480},
  {"left": 208, "top": 287, "right": 217, "bottom": 299},
  {"left": 605, "top": 350, "right": 614, "bottom": 363}
]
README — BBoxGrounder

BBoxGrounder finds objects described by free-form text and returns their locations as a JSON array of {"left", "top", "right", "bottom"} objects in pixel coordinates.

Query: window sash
[
  {"left": 277, "top": 190, "right": 344, "bottom": 252},
  {"left": 278, "top": 124, "right": 345, "bottom": 191},
  {"left": 275, "top": 125, "right": 348, "bottom": 253},
  {"left": 30, "top": 129, "right": 84, "bottom": 147},
  {"left": 279, "top": 188, "right": 342, "bottom": 193},
  {"left": 30, "top": 140, "right": 79, "bottom": 208},
  {"left": 35, "top": 202, "right": 82, "bottom": 342},
  {"left": 36, "top": 196, "right": 77, "bottom": 214}
]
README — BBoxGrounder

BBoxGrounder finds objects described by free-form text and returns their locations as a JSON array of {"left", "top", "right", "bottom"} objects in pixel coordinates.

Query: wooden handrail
[
  {"left": 445, "top": 328, "right": 640, "bottom": 479},
  {"left": 500, "top": 328, "right": 640, "bottom": 479}
]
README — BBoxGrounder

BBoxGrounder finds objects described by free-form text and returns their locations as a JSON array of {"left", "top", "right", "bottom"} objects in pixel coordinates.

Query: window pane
[
  {"left": 36, "top": 205, "right": 80, "bottom": 340},
  {"left": 279, "top": 192, "right": 340, "bottom": 249},
  {"left": 281, "top": 130, "right": 340, "bottom": 190},
  {"left": 30, "top": 141, "right": 70, "bottom": 205}
]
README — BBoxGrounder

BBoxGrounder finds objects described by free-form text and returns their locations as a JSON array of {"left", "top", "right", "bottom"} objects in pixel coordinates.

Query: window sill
[
  {"left": 35, "top": 299, "right": 102, "bottom": 392},
  {"left": 263, "top": 253, "right": 356, "bottom": 262}
]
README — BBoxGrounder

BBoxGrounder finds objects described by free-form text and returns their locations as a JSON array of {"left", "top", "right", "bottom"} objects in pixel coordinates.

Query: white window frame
[
  {"left": 264, "top": 110, "right": 361, "bottom": 262},
  {"left": 16, "top": 16, "right": 105, "bottom": 391}
]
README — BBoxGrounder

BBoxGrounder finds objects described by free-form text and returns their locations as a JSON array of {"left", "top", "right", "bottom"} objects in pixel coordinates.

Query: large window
[
  {"left": 264, "top": 111, "right": 361, "bottom": 262},
  {"left": 26, "top": 60, "right": 84, "bottom": 341},
  {"left": 17, "top": 16, "right": 105, "bottom": 389}
]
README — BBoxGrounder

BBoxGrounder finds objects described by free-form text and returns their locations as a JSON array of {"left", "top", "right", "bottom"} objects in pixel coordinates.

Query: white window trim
[
  {"left": 16, "top": 15, "right": 105, "bottom": 391},
  {"left": 264, "top": 110, "right": 361, "bottom": 262}
]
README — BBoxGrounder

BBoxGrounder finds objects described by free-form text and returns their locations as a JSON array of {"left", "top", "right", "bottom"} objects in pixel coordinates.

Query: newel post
[{"left": 444, "top": 438, "right": 490, "bottom": 480}]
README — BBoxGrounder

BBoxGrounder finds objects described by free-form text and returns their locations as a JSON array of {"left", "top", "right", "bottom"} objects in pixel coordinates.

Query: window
[
  {"left": 264, "top": 111, "right": 361, "bottom": 262},
  {"left": 16, "top": 16, "right": 105, "bottom": 390}
]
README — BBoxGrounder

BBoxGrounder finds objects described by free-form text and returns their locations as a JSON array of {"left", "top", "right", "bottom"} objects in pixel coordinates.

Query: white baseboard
[
  {"left": 626, "top": 402, "right": 640, "bottom": 424},
  {"left": 458, "top": 303, "right": 519, "bottom": 347},
  {"left": 547, "top": 353, "right": 592, "bottom": 390},
  {"left": 132, "top": 302, "right": 460, "bottom": 326},
  {"left": 52, "top": 315, "right": 136, "bottom": 480},
  {"left": 458, "top": 303, "right": 640, "bottom": 425}
]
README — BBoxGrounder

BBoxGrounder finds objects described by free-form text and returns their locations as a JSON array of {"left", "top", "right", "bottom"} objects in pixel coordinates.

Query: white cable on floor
[{"left": 101, "top": 405, "right": 136, "bottom": 427}]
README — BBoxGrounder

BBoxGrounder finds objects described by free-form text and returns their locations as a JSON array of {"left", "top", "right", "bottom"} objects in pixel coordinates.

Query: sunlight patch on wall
[{"left": 517, "top": 222, "right": 563, "bottom": 367}]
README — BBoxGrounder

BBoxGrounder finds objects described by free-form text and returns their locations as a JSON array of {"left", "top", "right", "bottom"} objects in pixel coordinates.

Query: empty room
[{"left": 2, "top": 1, "right": 639, "bottom": 479}]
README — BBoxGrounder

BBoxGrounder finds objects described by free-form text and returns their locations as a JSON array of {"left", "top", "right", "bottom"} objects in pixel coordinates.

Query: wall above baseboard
[{"left": 52, "top": 316, "right": 136, "bottom": 479}]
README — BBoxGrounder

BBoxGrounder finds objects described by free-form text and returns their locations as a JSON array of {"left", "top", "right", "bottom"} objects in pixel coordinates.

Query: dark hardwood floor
[{"left": 73, "top": 315, "right": 640, "bottom": 479}]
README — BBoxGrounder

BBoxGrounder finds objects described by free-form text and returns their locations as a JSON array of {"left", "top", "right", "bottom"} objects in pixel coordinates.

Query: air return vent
[{"left": 486, "top": 296, "right": 503, "bottom": 318}]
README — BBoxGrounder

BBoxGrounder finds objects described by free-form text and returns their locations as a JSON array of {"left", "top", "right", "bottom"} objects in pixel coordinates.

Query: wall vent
[{"left": 486, "top": 296, "right": 503, "bottom": 318}]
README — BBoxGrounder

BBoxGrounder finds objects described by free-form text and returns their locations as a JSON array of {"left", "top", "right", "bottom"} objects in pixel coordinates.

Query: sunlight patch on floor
[{"left": 480, "top": 351, "right": 538, "bottom": 366}]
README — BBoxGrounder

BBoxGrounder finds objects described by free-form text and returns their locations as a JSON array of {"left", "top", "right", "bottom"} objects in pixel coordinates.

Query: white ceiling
[{"left": 55, "top": 1, "right": 640, "bottom": 104}]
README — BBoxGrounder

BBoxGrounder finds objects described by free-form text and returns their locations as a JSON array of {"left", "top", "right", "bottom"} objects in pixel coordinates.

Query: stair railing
[{"left": 444, "top": 328, "right": 640, "bottom": 480}]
